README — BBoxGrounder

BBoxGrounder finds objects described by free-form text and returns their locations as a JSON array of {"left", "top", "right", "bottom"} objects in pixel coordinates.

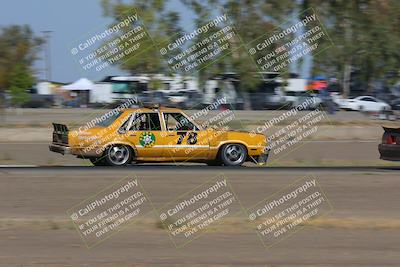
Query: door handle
[
  {"left": 129, "top": 134, "right": 137, "bottom": 137},
  {"left": 167, "top": 134, "right": 175, "bottom": 136}
]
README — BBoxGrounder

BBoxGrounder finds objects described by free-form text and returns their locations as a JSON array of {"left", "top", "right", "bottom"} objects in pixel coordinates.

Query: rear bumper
[
  {"left": 49, "top": 144, "right": 71, "bottom": 155},
  {"left": 379, "top": 144, "right": 400, "bottom": 161}
]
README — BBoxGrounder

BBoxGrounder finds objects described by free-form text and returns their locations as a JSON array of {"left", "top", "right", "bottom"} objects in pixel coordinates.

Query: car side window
[
  {"left": 163, "top": 113, "right": 196, "bottom": 131},
  {"left": 129, "top": 113, "right": 161, "bottom": 131},
  {"left": 362, "top": 97, "right": 375, "bottom": 102}
]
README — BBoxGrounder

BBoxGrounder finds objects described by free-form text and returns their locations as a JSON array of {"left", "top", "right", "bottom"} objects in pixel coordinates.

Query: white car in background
[
  {"left": 340, "top": 96, "right": 390, "bottom": 112},
  {"left": 166, "top": 91, "right": 189, "bottom": 107}
]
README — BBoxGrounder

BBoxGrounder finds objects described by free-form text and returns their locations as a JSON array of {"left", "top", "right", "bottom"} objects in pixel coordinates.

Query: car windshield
[
  {"left": 170, "top": 93, "right": 184, "bottom": 96},
  {"left": 95, "top": 111, "right": 123, "bottom": 127},
  {"left": 286, "top": 92, "right": 299, "bottom": 96}
]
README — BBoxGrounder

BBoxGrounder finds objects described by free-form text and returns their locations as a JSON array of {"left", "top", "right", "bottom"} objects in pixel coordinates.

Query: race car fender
[{"left": 98, "top": 141, "right": 137, "bottom": 156}]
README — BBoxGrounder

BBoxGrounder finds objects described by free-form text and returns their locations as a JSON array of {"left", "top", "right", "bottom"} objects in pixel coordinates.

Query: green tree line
[
  {"left": 101, "top": 0, "right": 400, "bottom": 97},
  {"left": 1, "top": 0, "right": 399, "bottom": 108}
]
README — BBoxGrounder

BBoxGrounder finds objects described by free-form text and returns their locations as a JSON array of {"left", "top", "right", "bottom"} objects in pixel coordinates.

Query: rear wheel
[
  {"left": 105, "top": 144, "right": 132, "bottom": 166},
  {"left": 220, "top": 144, "right": 247, "bottom": 166}
]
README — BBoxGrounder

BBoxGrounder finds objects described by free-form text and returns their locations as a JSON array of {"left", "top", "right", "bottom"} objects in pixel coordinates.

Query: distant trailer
[
  {"left": 96, "top": 74, "right": 200, "bottom": 104},
  {"left": 90, "top": 83, "right": 113, "bottom": 104}
]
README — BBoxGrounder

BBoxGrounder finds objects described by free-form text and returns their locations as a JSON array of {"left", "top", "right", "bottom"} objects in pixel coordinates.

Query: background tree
[
  {"left": 9, "top": 64, "right": 34, "bottom": 106},
  {"left": 182, "top": 0, "right": 295, "bottom": 89},
  {"left": 0, "top": 25, "right": 43, "bottom": 107},
  {"left": 100, "top": 0, "right": 184, "bottom": 80},
  {"left": 101, "top": 0, "right": 295, "bottom": 98},
  {"left": 182, "top": 0, "right": 400, "bottom": 97},
  {"left": 100, "top": 0, "right": 400, "bottom": 98},
  {"left": 304, "top": 0, "right": 400, "bottom": 97}
]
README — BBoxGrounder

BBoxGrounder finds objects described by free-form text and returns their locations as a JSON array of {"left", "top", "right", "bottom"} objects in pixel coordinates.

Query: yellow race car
[{"left": 49, "top": 105, "right": 269, "bottom": 166}]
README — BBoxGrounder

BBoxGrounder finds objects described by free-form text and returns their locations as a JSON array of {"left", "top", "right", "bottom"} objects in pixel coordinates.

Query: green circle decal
[{"left": 139, "top": 132, "right": 156, "bottom": 148}]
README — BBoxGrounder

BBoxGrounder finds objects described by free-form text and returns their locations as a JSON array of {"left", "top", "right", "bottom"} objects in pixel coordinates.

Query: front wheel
[
  {"left": 220, "top": 144, "right": 247, "bottom": 166},
  {"left": 206, "top": 160, "right": 222, "bottom": 166},
  {"left": 105, "top": 144, "right": 133, "bottom": 166},
  {"left": 89, "top": 157, "right": 108, "bottom": 166}
]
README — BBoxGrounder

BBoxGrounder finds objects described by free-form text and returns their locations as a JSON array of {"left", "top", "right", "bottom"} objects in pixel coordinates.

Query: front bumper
[
  {"left": 379, "top": 144, "right": 400, "bottom": 161},
  {"left": 250, "top": 147, "right": 270, "bottom": 165},
  {"left": 49, "top": 144, "right": 71, "bottom": 155}
]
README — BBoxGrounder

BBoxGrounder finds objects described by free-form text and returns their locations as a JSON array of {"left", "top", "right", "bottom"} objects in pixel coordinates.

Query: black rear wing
[
  {"left": 52, "top": 123, "right": 69, "bottom": 144},
  {"left": 383, "top": 127, "right": 400, "bottom": 136}
]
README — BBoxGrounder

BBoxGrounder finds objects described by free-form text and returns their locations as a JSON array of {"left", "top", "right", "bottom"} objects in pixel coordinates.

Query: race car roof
[{"left": 123, "top": 106, "right": 183, "bottom": 113}]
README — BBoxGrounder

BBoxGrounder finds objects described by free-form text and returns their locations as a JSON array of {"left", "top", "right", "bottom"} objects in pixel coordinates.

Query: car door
[
  {"left": 357, "top": 97, "right": 368, "bottom": 110},
  {"left": 161, "top": 112, "right": 210, "bottom": 160},
  {"left": 123, "top": 112, "right": 164, "bottom": 159},
  {"left": 370, "top": 97, "right": 381, "bottom": 111},
  {"left": 363, "top": 97, "right": 379, "bottom": 111},
  {"left": 371, "top": 97, "right": 387, "bottom": 111}
]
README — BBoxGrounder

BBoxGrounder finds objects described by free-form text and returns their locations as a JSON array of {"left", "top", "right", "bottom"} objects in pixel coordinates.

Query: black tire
[
  {"left": 104, "top": 144, "right": 133, "bottom": 166},
  {"left": 89, "top": 157, "right": 108, "bottom": 166},
  {"left": 220, "top": 144, "right": 247, "bottom": 166},
  {"left": 206, "top": 160, "right": 222, "bottom": 166}
]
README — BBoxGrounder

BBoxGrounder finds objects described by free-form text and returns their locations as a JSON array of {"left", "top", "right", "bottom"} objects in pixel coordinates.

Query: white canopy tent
[
  {"left": 61, "top": 78, "right": 94, "bottom": 91},
  {"left": 60, "top": 78, "right": 94, "bottom": 107}
]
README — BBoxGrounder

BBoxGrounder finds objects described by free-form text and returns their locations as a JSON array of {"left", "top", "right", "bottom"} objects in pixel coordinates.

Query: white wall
[
  {"left": 284, "top": 78, "right": 307, "bottom": 92},
  {"left": 90, "top": 83, "right": 113, "bottom": 103},
  {"left": 36, "top": 82, "right": 52, "bottom": 95}
]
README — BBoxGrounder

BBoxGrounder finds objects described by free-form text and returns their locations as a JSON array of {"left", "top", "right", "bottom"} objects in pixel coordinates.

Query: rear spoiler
[
  {"left": 52, "top": 123, "right": 69, "bottom": 133},
  {"left": 52, "top": 123, "right": 69, "bottom": 144},
  {"left": 383, "top": 127, "right": 400, "bottom": 135}
]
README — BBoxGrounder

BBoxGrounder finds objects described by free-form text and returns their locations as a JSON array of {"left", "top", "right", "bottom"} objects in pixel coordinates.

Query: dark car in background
[
  {"left": 390, "top": 99, "right": 400, "bottom": 112},
  {"left": 22, "top": 91, "right": 54, "bottom": 108},
  {"left": 378, "top": 127, "right": 400, "bottom": 161}
]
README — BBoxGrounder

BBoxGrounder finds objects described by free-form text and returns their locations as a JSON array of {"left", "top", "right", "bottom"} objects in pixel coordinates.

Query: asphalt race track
[
  {"left": 0, "top": 166, "right": 399, "bottom": 267},
  {"left": 1, "top": 164, "right": 399, "bottom": 172}
]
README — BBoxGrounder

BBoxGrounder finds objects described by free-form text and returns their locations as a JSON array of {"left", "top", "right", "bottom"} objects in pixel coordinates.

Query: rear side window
[
  {"left": 129, "top": 113, "right": 162, "bottom": 131},
  {"left": 95, "top": 112, "right": 123, "bottom": 127}
]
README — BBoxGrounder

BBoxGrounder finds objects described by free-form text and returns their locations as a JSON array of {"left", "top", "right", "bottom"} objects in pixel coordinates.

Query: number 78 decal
[{"left": 177, "top": 132, "right": 198, "bottom": 145}]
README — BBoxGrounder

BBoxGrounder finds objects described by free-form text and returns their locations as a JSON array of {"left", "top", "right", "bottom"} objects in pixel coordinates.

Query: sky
[{"left": 0, "top": 0, "right": 194, "bottom": 83}]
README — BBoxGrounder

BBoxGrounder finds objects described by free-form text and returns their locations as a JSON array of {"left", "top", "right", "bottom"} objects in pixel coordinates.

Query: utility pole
[{"left": 42, "top": 31, "right": 53, "bottom": 81}]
